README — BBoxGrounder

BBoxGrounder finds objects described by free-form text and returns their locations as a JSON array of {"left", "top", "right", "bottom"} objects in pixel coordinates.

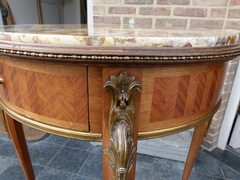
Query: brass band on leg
[{"left": 103, "top": 71, "right": 142, "bottom": 180}]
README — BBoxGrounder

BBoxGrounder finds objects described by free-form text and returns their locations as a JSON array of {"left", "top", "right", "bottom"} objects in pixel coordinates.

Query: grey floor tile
[
  {"left": 203, "top": 148, "right": 240, "bottom": 172},
  {"left": 0, "top": 135, "right": 9, "bottom": 141},
  {"left": 153, "top": 164, "right": 183, "bottom": 180},
  {"left": 221, "top": 163, "right": 240, "bottom": 180},
  {"left": 78, "top": 152, "right": 102, "bottom": 179},
  {"left": 0, "top": 161, "right": 43, "bottom": 180},
  {"left": 137, "top": 153, "right": 154, "bottom": 164},
  {"left": 153, "top": 158, "right": 184, "bottom": 180},
  {"left": 154, "top": 157, "right": 185, "bottom": 171},
  {"left": 1, "top": 133, "right": 240, "bottom": 180},
  {"left": 0, "top": 137, "right": 6, "bottom": 145},
  {"left": 192, "top": 151, "right": 225, "bottom": 178},
  {"left": 36, "top": 168, "right": 75, "bottom": 180},
  {"left": 190, "top": 173, "right": 225, "bottom": 180},
  {"left": 66, "top": 139, "right": 94, "bottom": 152},
  {"left": 136, "top": 161, "right": 153, "bottom": 180},
  {"left": 47, "top": 146, "right": 90, "bottom": 174},
  {"left": 75, "top": 175, "right": 101, "bottom": 180},
  {"left": 0, "top": 156, "right": 15, "bottom": 174},
  {"left": 28, "top": 141, "right": 62, "bottom": 166},
  {"left": 91, "top": 146, "right": 102, "bottom": 154},
  {"left": 0, "top": 140, "right": 17, "bottom": 159},
  {"left": 44, "top": 134, "right": 69, "bottom": 145}
]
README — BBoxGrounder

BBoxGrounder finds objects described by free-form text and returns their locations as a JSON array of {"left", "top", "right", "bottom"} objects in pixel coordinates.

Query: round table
[{"left": 0, "top": 24, "right": 240, "bottom": 180}]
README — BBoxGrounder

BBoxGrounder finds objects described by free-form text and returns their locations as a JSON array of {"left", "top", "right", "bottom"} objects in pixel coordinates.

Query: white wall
[
  {"left": 8, "top": 0, "right": 65, "bottom": 24},
  {"left": 8, "top": 0, "right": 39, "bottom": 24},
  {"left": 41, "top": 0, "right": 64, "bottom": 24},
  {"left": 63, "top": 0, "right": 78, "bottom": 24}
]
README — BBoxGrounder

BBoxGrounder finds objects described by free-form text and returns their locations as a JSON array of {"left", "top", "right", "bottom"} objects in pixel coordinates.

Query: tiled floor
[{"left": 0, "top": 134, "right": 240, "bottom": 180}]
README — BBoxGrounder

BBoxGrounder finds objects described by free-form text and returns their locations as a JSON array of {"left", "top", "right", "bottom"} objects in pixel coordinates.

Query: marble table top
[{"left": 0, "top": 24, "right": 239, "bottom": 48}]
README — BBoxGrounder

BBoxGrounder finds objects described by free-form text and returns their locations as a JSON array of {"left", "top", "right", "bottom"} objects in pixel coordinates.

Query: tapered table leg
[
  {"left": 0, "top": 109, "right": 9, "bottom": 137},
  {"left": 182, "top": 119, "right": 210, "bottom": 180},
  {"left": 4, "top": 112, "right": 35, "bottom": 180}
]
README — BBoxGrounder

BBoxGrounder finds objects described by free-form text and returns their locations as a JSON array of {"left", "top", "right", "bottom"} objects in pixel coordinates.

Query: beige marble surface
[{"left": 0, "top": 24, "right": 239, "bottom": 47}]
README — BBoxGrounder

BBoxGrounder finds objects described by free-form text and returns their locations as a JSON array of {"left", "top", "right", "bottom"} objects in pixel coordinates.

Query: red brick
[
  {"left": 225, "top": 73, "right": 237, "bottom": 83},
  {"left": 213, "top": 108, "right": 227, "bottom": 119},
  {"left": 221, "top": 92, "right": 231, "bottom": 103},
  {"left": 226, "top": 20, "right": 240, "bottom": 30},
  {"left": 93, "top": 6, "right": 105, "bottom": 15},
  {"left": 208, "top": 125, "right": 222, "bottom": 134},
  {"left": 228, "top": 9, "right": 240, "bottom": 18},
  {"left": 211, "top": 116, "right": 224, "bottom": 127},
  {"left": 222, "top": 82, "right": 234, "bottom": 93},
  {"left": 193, "top": 0, "right": 228, "bottom": 6},
  {"left": 190, "top": 19, "right": 224, "bottom": 29},
  {"left": 94, "top": 16, "right": 121, "bottom": 24},
  {"left": 157, "top": 0, "right": 190, "bottom": 5},
  {"left": 174, "top": 8, "right": 207, "bottom": 17},
  {"left": 228, "top": 62, "right": 239, "bottom": 73},
  {"left": 202, "top": 140, "right": 218, "bottom": 150},
  {"left": 210, "top": 8, "right": 227, "bottom": 18},
  {"left": 155, "top": 18, "right": 187, "bottom": 27},
  {"left": 94, "top": 0, "right": 120, "bottom": 4},
  {"left": 123, "top": 17, "right": 152, "bottom": 26},
  {"left": 139, "top": 7, "right": 170, "bottom": 16},
  {"left": 231, "top": 0, "right": 240, "bottom": 6},
  {"left": 220, "top": 100, "right": 230, "bottom": 111},
  {"left": 124, "top": 0, "right": 154, "bottom": 4},
  {"left": 108, "top": 7, "right": 136, "bottom": 14}
]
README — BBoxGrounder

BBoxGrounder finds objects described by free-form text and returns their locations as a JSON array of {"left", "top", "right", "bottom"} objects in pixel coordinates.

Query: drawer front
[{"left": 0, "top": 56, "right": 89, "bottom": 132}]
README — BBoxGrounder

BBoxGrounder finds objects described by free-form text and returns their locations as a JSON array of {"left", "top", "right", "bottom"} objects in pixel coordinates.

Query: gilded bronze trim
[
  {"left": 1, "top": 48, "right": 240, "bottom": 61},
  {"left": 138, "top": 99, "right": 222, "bottom": 140},
  {"left": 0, "top": 78, "right": 4, "bottom": 84},
  {"left": 103, "top": 71, "right": 142, "bottom": 180},
  {"left": 0, "top": 101, "right": 102, "bottom": 141},
  {"left": 0, "top": 97, "right": 221, "bottom": 142}
]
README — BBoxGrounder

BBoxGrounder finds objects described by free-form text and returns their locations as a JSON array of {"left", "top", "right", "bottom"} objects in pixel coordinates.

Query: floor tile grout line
[
  {"left": 202, "top": 151, "right": 240, "bottom": 174},
  {"left": 1, "top": 135, "right": 239, "bottom": 180},
  {"left": 191, "top": 172, "right": 229, "bottom": 179},
  {"left": 64, "top": 144, "right": 94, "bottom": 152},
  {"left": 0, "top": 159, "right": 16, "bottom": 175},
  {"left": 219, "top": 160, "right": 227, "bottom": 179},
  {"left": 45, "top": 138, "right": 70, "bottom": 167},
  {"left": 194, "top": 152, "right": 228, "bottom": 179},
  {"left": 75, "top": 146, "right": 96, "bottom": 177},
  {"left": 37, "top": 166, "right": 79, "bottom": 177},
  {"left": 35, "top": 138, "right": 70, "bottom": 179},
  {"left": 0, "top": 154, "right": 18, "bottom": 161}
]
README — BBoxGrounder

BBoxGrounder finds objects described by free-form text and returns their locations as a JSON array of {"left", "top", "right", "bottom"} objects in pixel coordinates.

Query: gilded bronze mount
[{"left": 103, "top": 71, "right": 142, "bottom": 180}]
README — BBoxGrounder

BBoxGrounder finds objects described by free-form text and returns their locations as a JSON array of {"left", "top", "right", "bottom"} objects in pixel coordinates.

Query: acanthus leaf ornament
[{"left": 103, "top": 71, "right": 142, "bottom": 180}]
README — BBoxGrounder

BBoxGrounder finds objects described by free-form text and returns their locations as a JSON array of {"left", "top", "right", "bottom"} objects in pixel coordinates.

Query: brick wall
[
  {"left": 93, "top": 0, "right": 240, "bottom": 150},
  {"left": 93, "top": 0, "right": 240, "bottom": 30}
]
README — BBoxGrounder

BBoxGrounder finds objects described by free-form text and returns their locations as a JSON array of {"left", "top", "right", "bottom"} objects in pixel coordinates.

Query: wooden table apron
[{"left": 0, "top": 42, "right": 240, "bottom": 180}]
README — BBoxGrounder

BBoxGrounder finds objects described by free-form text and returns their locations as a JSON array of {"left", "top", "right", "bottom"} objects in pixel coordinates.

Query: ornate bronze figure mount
[{"left": 103, "top": 71, "right": 142, "bottom": 180}]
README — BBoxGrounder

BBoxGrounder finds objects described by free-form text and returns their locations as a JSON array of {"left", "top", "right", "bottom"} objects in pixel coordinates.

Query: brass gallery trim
[
  {"left": 1, "top": 48, "right": 240, "bottom": 61},
  {"left": 0, "top": 99, "right": 220, "bottom": 141},
  {"left": 138, "top": 99, "right": 221, "bottom": 140},
  {"left": 0, "top": 101, "right": 102, "bottom": 141}
]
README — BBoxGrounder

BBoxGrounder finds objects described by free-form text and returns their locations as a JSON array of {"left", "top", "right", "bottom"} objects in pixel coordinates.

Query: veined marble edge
[{"left": 0, "top": 26, "right": 239, "bottom": 47}]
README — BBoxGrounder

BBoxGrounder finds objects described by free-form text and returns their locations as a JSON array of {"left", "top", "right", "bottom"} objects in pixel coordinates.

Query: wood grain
[
  {"left": 0, "top": 57, "right": 89, "bottom": 132},
  {"left": 4, "top": 112, "right": 35, "bottom": 180}
]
